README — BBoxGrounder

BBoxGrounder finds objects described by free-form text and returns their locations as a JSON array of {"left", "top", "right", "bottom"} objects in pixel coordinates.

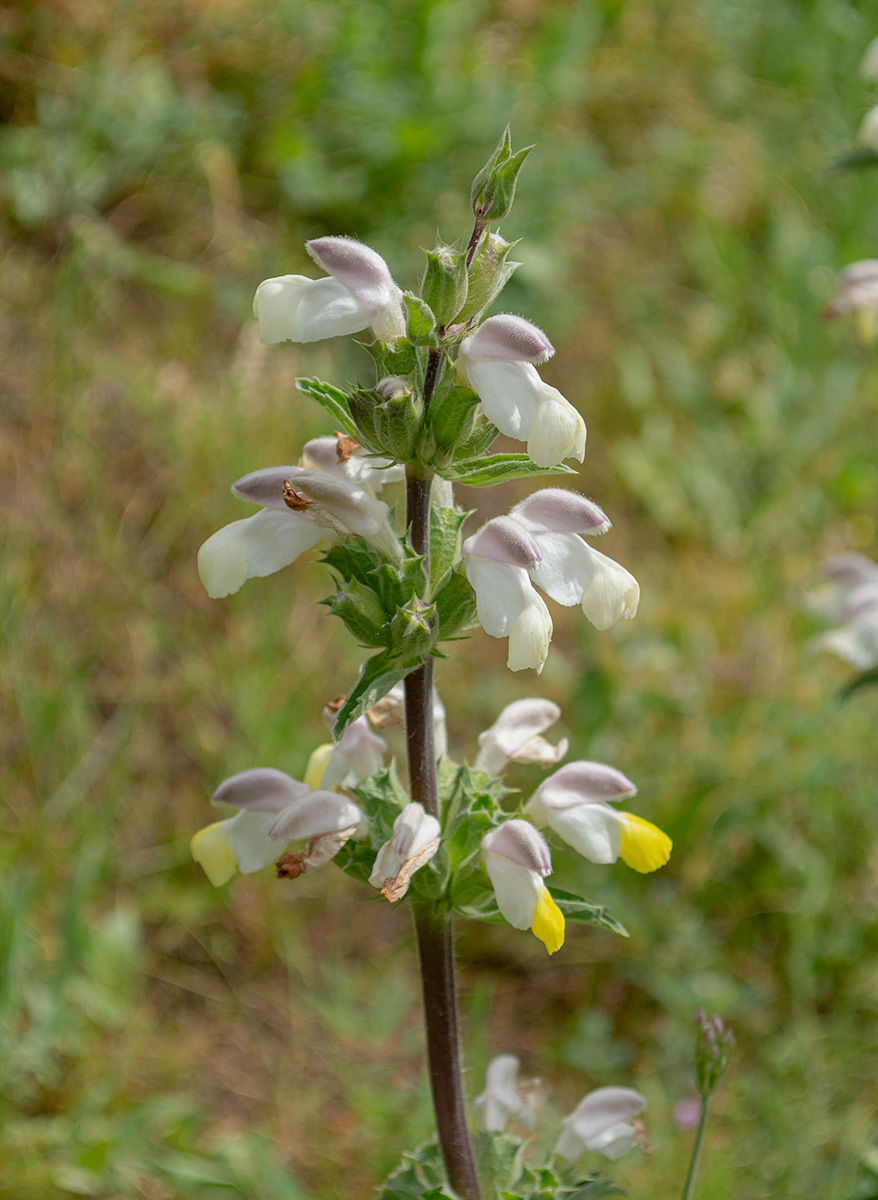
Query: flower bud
[
  {"left": 421, "top": 243, "right": 469, "bottom": 326},
  {"left": 470, "top": 126, "right": 534, "bottom": 223},
  {"left": 694, "top": 1011, "right": 735, "bottom": 1097},
  {"left": 348, "top": 383, "right": 425, "bottom": 462}
]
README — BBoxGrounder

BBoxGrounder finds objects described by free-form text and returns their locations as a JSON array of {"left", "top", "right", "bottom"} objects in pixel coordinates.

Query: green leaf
[
  {"left": 829, "top": 146, "right": 878, "bottom": 172},
  {"left": 295, "top": 377, "right": 361, "bottom": 439},
  {"left": 551, "top": 890, "right": 628, "bottom": 937},
  {"left": 434, "top": 571, "right": 477, "bottom": 640},
  {"left": 838, "top": 667, "right": 878, "bottom": 701},
  {"left": 473, "top": 1132, "right": 526, "bottom": 1196},
  {"left": 333, "top": 652, "right": 415, "bottom": 738},
  {"left": 429, "top": 507, "right": 468, "bottom": 590},
  {"left": 404, "top": 291, "right": 439, "bottom": 347},
  {"left": 446, "top": 454, "right": 575, "bottom": 487}
]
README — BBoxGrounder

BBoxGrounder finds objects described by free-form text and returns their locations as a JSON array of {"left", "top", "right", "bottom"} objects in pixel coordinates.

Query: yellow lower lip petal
[
  {"left": 532, "top": 884, "right": 565, "bottom": 954},
  {"left": 190, "top": 820, "right": 238, "bottom": 887},
  {"left": 304, "top": 743, "right": 335, "bottom": 790},
  {"left": 619, "top": 813, "right": 672, "bottom": 873}
]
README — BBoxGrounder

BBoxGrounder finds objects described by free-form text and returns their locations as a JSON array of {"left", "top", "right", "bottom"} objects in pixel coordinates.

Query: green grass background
[{"left": 3, "top": 0, "right": 878, "bottom": 1196}]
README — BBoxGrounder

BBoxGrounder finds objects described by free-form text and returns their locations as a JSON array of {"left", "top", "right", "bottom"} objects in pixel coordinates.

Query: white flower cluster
[
  {"left": 474, "top": 1054, "right": 648, "bottom": 1161},
  {"left": 811, "top": 552, "right": 878, "bottom": 671}
]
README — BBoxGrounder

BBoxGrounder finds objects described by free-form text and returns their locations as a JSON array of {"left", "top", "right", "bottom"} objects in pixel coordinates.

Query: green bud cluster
[
  {"left": 421, "top": 243, "right": 469, "bottom": 327},
  {"left": 470, "top": 125, "right": 534, "bottom": 223},
  {"left": 694, "top": 1011, "right": 735, "bottom": 1097}
]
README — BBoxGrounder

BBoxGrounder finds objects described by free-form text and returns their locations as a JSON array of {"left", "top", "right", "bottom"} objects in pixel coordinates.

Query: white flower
[
  {"left": 369, "top": 802, "right": 441, "bottom": 902},
  {"left": 473, "top": 1055, "right": 528, "bottom": 1132},
  {"left": 554, "top": 1087, "right": 648, "bottom": 1161},
  {"left": 320, "top": 712, "right": 387, "bottom": 789},
  {"left": 459, "top": 315, "right": 586, "bottom": 468},
  {"left": 301, "top": 435, "right": 404, "bottom": 493},
  {"left": 368, "top": 683, "right": 448, "bottom": 760},
  {"left": 197, "top": 465, "right": 401, "bottom": 598},
  {"left": 474, "top": 697, "right": 568, "bottom": 775},
  {"left": 859, "top": 104, "right": 878, "bottom": 152},
  {"left": 526, "top": 762, "right": 672, "bottom": 874},
  {"left": 511, "top": 490, "right": 639, "bottom": 630},
  {"left": 254, "top": 236, "right": 405, "bottom": 344},
  {"left": 462, "top": 517, "right": 553, "bottom": 673},
  {"left": 823, "top": 261, "right": 878, "bottom": 342},
  {"left": 811, "top": 551, "right": 878, "bottom": 672},
  {"left": 862, "top": 36, "right": 878, "bottom": 82},
  {"left": 481, "top": 820, "right": 565, "bottom": 953},
  {"left": 191, "top": 767, "right": 363, "bottom": 886}
]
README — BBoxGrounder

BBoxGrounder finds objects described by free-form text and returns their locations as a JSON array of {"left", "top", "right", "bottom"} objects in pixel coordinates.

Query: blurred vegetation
[{"left": 3, "top": 0, "right": 878, "bottom": 1196}]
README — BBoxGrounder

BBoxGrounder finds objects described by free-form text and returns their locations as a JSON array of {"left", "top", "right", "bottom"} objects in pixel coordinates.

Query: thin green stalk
[{"left": 680, "top": 1096, "right": 709, "bottom": 1200}]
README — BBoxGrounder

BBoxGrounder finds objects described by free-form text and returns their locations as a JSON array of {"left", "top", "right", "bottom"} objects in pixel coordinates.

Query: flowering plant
[{"left": 191, "top": 129, "right": 679, "bottom": 1200}]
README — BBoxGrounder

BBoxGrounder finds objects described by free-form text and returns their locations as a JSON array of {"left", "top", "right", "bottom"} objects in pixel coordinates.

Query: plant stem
[
  {"left": 403, "top": 351, "right": 481, "bottom": 1199},
  {"left": 680, "top": 1095, "right": 709, "bottom": 1200}
]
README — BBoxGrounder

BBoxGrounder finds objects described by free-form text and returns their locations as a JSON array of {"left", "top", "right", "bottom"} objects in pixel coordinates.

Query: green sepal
[
  {"left": 377, "top": 1142, "right": 455, "bottom": 1200},
  {"left": 332, "top": 651, "right": 416, "bottom": 739},
  {"left": 433, "top": 572, "right": 477, "bottom": 640},
  {"left": 453, "top": 413, "right": 500, "bottom": 460},
  {"left": 389, "top": 595, "right": 436, "bottom": 657},
  {"left": 323, "top": 539, "right": 428, "bottom": 618},
  {"left": 404, "top": 291, "right": 439, "bottom": 347},
  {"left": 362, "top": 338, "right": 421, "bottom": 380},
  {"left": 295, "top": 377, "right": 361, "bottom": 440},
  {"left": 444, "top": 453, "right": 575, "bottom": 487},
  {"left": 457, "top": 232, "right": 522, "bottom": 322},
  {"left": 426, "top": 383, "right": 482, "bottom": 454},
  {"left": 421, "top": 244, "right": 469, "bottom": 326},
  {"left": 325, "top": 581, "right": 389, "bottom": 648},
  {"left": 429, "top": 506, "right": 468, "bottom": 590},
  {"left": 348, "top": 384, "right": 425, "bottom": 461}
]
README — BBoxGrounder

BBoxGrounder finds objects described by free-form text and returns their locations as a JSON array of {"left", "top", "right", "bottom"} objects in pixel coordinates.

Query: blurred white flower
[
  {"left": 859, "top": 103, "right": 878, "bottom": 151},
  {"left": 459, "top": 315, "right": 586, "bottom": 468},
  {"left": 812, "top": 551, "right": 878, "bottom": 671},
  {"left": 369, "top": 802, "right": 441, "bottom": 902},
  {"left": 862, "top": 36, "right": 878, "bottom": 82},
  {"left": 197, "top": 465, "right": 400, "bottom": 599},
  {"left": 254, "top": 236, "right": 404, "bottom": 344},
  {"left": 474, "top": 697, "right": 568, "bottom": 775},
  {"left": 473, "top": 1055, "right": 531, "bottom": 1132},
  {"left": 481, "top": 820, "right": 564, "bottom": 953},
  {"left": 554, "top": 1087, "right": 648, "bottom": 1162}
]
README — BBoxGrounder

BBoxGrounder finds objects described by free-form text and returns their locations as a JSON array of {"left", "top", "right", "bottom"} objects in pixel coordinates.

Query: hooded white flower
[
  {"left": 511, "top": 490, "right": 639, "bottom": 630},
  {"left": 811, "top": 551, "right": 878, "bottom": 671},
  {"left": 481, "top": 820, "right": 565, "bottom": 954},
  {"left": 368, "top": 683, "right": 448, "bottom": 760},
  {"left": 458, "top": 315, "right": 586, "bottom": 468},
  {"left": 859, "top": 104, "right": 878, "bottom": 152},
  {"left": 197, "top": 465, "right": 401, "bottom": 599},
  {"left": 369, "top": 802, "right": 441, "bottom": 902},
  {"left": 474, "top": 697, "right": 568, "bottom": 775},
  {"left": 473, "top": 1055, "right": 529, "bottom": 1133},
  {"left": 462, "top": 517, "right": 553, "bottom": 673},
  {"left": 318, "top": 711, "right": 388, "bottom": 789},
  {"left": 526, "top": 761, "right": 671, "bottom": 874},
  {"left": 554, "top": 1087, "right": 648, "bottom": 1162},
  {"left": 190, "top": 766, "right": 364, "bottom": 886},
  {"left": 254, "top": 236, "right": 405, "bottom": 344},
  {"left": 301, "top": 435, "right": 404, "bottom": 493},
  {"left": 863, "top": 36, "right": 878, "bottom": 82}
]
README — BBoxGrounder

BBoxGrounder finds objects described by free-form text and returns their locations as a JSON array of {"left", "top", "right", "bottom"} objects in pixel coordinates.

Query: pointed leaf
[
  {"left": 296, "top": 377, "right": 361, "bottom": 439},
  {"left": 445, "top": 454, "right": 575, "bottom": 487},
  {"left": 333, "top": 652, "right": 418, "bottom": 739}
]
